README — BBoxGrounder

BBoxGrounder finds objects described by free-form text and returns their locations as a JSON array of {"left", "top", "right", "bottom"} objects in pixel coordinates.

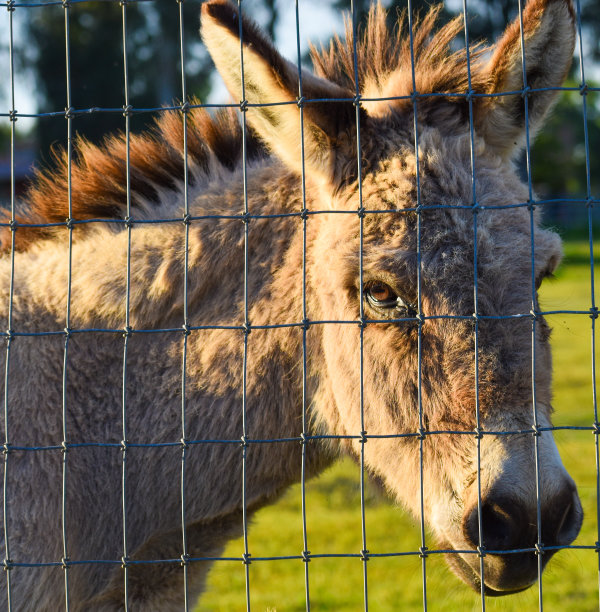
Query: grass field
[{"left": 197, "top": 240, "right": 600, "bottom": 611}]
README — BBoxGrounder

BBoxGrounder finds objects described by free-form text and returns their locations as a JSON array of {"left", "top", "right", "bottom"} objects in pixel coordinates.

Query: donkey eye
[
  {"left": 367, "top": 282, "right": 394, "bottom": 303},
  {"left": 364, "top": 281, "right": 416, "bottom": 318}
]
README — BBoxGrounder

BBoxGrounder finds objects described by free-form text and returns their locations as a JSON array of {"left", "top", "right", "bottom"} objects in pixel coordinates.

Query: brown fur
[
  {"left": 0, "top": 105, "right": 265, "bottom": 252},
  {"left": 0, "top": 1, "right": 581, "bottom": 609}
]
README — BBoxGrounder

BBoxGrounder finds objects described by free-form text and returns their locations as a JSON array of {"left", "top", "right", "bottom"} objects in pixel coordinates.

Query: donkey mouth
[{"left": 442, "top": 546, "right": 537, "bottom": 597}]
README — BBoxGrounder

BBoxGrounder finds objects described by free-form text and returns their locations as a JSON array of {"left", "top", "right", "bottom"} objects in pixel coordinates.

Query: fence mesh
[{"left": 0, "top": 0, "right": 598, "bottom": 610}]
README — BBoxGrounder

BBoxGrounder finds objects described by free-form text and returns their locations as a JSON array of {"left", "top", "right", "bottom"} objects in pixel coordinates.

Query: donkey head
[{"left": 202, "top": 0, "right": 581, "bottom": 595}]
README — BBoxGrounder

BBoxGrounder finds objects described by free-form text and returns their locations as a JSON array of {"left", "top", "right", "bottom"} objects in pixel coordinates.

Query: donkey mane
[
  {"left": 310, "top": 5, "right": 489, "bottom": 109},
  {"left": 0, "top": 105, "right": 265, "bottom": 253}
]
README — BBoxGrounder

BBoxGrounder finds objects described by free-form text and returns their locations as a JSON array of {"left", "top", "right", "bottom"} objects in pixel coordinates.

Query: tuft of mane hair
[
  {"left": 0, "top": 103, "right": 265, "bottom": 253},
  {"left": 310, "top": 4, "right": 489, "bottom": 115}
]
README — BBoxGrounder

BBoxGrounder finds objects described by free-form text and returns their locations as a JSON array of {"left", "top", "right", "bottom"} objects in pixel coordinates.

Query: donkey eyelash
[{"left": 363, "top": 281, "right": 417, "bottom": 318}]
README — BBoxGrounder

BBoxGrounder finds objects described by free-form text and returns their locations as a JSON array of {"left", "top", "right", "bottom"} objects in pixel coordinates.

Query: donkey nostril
[
  {"left": 463, "top": 501, "right": 519, "bottom": 551},
  {"left": 481, "top": 503, "right": 514, "bottom": 550}
]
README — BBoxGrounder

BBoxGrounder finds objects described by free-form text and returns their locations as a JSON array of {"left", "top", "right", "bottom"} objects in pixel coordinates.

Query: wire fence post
[
  {"left": 176, "top": 0, "right": 191, "bottom": 609},
  {"left": 236, "top": 1, "right": 253, "bottom": 610},
  {"left": 406, "top": 2, "right": 428, "bottom": 609},
  {"left": 3, "top": 2, "right": 16, "bottom": 609},
  {"left": 120, "top": 1, "right": 132, "bottom": 608},
  {"left": 60, "top": 0, "right": 74, "bottom": 609},
  {"left": 292, "top": 1, "right": 312, "bottom": 610},
  {"left": 461, "top": 1, "right": 486, "bottom": 608}
]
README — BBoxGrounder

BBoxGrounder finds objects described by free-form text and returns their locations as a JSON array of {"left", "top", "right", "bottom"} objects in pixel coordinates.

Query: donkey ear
[
  {"left": 201, "top": 0, "right": 359, "bottom": 186},
  {"left": 475, "top": 0, "right": 576, "bottom": 158}
]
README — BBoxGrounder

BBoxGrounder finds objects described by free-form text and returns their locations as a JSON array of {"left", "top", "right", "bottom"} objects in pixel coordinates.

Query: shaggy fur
[{"left": 0, "top": 1, "right": 581, "bottom": 609}]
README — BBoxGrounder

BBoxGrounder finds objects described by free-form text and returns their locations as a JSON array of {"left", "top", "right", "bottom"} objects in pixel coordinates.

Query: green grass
[{"left": 197, "top": 241, "right": 600, "bottom": 611}]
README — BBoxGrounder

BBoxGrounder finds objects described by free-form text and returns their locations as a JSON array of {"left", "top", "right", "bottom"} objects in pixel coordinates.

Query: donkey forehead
[
  {"left": 359, "top": 126, "right": 562, "bottom": 277},
  {"left": 361, "top": 192, "right": 562, "bottom": 287}
]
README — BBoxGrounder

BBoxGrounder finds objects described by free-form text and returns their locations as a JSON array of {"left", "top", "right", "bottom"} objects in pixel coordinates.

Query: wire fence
[{"left": 0, "top": 0, "right": 598, "bottom": 610}]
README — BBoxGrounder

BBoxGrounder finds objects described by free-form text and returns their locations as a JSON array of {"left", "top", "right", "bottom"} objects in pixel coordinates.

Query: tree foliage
[{"left": 21, "top": 1, "right": 213, "bottom": 152}]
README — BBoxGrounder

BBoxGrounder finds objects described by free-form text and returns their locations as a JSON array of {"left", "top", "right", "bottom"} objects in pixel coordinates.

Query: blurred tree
[{"left": 21, "top": 1, "right": 213, "bottom": 153}]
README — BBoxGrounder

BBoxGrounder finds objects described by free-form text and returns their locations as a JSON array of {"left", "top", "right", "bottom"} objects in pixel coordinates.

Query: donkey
[{"left": 0, "top": 0, "right": 581, "bottom": 609}]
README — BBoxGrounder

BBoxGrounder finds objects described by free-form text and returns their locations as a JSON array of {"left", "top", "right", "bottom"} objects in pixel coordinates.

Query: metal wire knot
[
  {"left": 180, "top": 438, "right": 189, "bottom": 450},
  {"left": 302, "top": 550, "right": 311, "bottom": 563},
  {"left": 358, "top": 317, "right": 367, "bottom": 329},
  {"left": 8, "top": 219, "right": 17, "bottom": 232},
  {"left": 2, "top": 443, "right": 11, "bottom": 457},
  {"left": 359, "top": 430, "right": 368, "bottom": 444},
  {"left": 531, "top": 423, "right": 542, "bottom": 437},
  {"left": 120, "top": 439, "right": 129, "bottom": 452},
  {"left": 579, "top": 82, "right": 588, "bottom": 96},
  {"left": 61, "top": 556, "right": 70, "bottom": 569},
  {"left": 122, "top": 104, "right": 133, "bottom": 117},
  {"left": 417, "top": 427, "right": 426, "bottom": 441},
  {"left": 476, "top": 545, "right": 486, "bottom": 558},
  {"left": 182, "top": 213, "right": 191, "bottom": 226},
  {"left": 590, "top": 306, "right": 598, "bottom": 320},
  {"left": 8, "top": 109, "right": 17, "bottom": 122},
  {"left": 521, "top": 85, "right": 531, "bottom": 98},
  {"left": 2, "top": 559, "right": 12, "bottom": 572},
  {"left": 64, "top": 107, "right": 74, "bottom": 121},
  {"left": 534, "top": 542, "right": 544, "bottom": 556},
  {"left": 61, "top": 440, "right": 69, "bottom": 454},
  {"left": 121, "top": 555, "right": 130, "bottom": 568},
  {"left": 418, "top": 546, "right": 428, "bottom": 559},
  {"left": 123, "top": 326, "right": 133, "bottom": 339},
  {"left": 242, "top": 322, "right": 251, "bottom": 336},
  {"left": 65, "top": 217, "right": 74, "bottom": 230},
  {"left": 357, "top": 206, "right": 366, "bottom": 218},
  {"left": 180, "top": 553, "right": 190, "bottom": 567},
  {"left": 242, "top": 552, "right": 252, "bottom": 565},
  {"left": 473, "top": 427, "right": 483, "bottom": 440},
  {"left": 301, "top": 318, "right": 310, "bottom": 331},
  {"left": 123, "top": 216, "right": 134, "bottom": 228},
  {"left": 61, "top": 0, "right": 71, "bottom": 7},
  {"left": 299, "top": 208, "right": 309, "bottom": 220},
  {"left": 6, "top": 1, "right": 15, "bottom": 13},
  {"left": 360, "top": 549, "right": 370, "bottom": 561},
  {"left": 240, "top": 435, "right": 249, "bottom": 448},
  {"left": 353, "top": 94, "right": 362, "bottom": 107},
  {"left": 239, "top": 99, "right": 249, "bottom": 113},
  {"left": 296, "top": 96, "right": 305, "bottom": 108},
  {"left": 180, "top": 101, "right": 190, "bottom": 114},
  {"left": 182, "top": 323, "right": 191, "bottom": 337},
  {"left": 300, "top": 432, "right": 308, "bottom": 445},
  {"left": 592, "top": 422, "right": 600, "bottom": 436}
]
